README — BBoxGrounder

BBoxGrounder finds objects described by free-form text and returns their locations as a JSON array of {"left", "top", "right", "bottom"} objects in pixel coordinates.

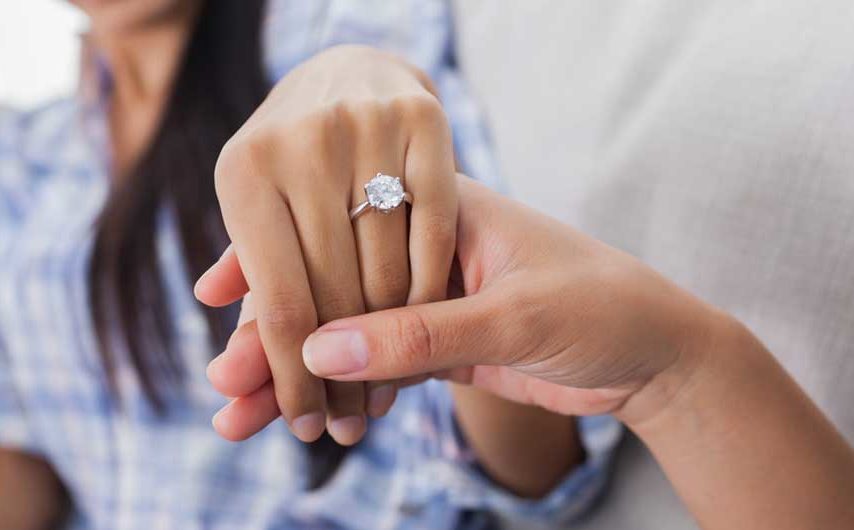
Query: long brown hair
[{"left": 88, "top": 0, "right": 347, "bottom": 488}]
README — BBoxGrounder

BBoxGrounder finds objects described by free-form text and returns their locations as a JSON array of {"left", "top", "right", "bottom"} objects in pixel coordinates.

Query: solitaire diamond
[{"left": 365, "top": 174, "right": 405, "bottom": 212}]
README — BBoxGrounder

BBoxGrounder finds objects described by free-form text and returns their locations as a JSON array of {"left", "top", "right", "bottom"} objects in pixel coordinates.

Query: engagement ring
[{"left": 349, "top": 173, "right": 412, "bottom": 220}]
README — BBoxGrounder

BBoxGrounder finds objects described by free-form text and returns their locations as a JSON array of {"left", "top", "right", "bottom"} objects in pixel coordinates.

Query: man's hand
[
  {"left": 295, "top": 176, "right": 854, "bottom": 529},
  {"left": 203, "top": 174, "right": 854, "bottom": 529}
]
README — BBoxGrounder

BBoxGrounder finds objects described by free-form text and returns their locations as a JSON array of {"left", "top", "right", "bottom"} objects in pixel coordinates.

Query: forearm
[
  {"left": 451, "top": 383, "right": 583, "bottom": 498},
  {"left": 0, "top": 450, "right": 67, "bottom": 530},
  {"left": 622, "top": 314, "right": 854, "bottom": 529}
]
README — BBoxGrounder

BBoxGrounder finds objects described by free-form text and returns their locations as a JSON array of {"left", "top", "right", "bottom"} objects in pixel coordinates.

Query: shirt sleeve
[{"left": 401, "top": 381, "right": 623, "bottom": 526}]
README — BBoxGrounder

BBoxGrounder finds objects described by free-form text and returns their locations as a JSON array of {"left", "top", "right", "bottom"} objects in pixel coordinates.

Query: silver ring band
[{"left": 349, "top": 192, "right": 413, "bottom": 220}]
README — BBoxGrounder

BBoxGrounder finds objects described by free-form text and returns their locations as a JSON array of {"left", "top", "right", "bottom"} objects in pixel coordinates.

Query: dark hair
[{"left": 87, "top": 0, "right": 347, "bottom": 488}]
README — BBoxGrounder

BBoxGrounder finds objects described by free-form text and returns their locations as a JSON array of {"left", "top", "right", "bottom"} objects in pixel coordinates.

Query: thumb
[
  {"left": 194, "top": 244, "right": 250, "bottom": 307},
  {"left": 302, "top": 292, "right": 519, "bottom": 381}
]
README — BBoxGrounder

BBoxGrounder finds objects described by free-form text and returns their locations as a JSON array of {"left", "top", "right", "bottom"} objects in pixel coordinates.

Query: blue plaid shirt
[{"left": 0, "top": 1, "right": 621, "bottom": 528}]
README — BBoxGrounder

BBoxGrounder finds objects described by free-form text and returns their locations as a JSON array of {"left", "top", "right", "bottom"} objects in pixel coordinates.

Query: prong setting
[{"left": 364, "top": 173, "right": 406, "bottom": 213}]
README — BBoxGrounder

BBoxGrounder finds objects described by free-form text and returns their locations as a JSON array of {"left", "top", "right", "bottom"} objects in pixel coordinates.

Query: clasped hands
[{"left": 194, "top": 45, "right": 733, "bottom": 446}]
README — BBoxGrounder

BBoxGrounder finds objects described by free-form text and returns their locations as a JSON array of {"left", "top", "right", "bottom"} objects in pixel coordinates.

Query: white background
[{"left": 0, "top": 1, "right": 85, "bottom": 109}]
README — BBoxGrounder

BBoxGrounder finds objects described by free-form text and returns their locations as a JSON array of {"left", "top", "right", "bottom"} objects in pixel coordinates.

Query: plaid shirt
[{"left": 0, "top": 1, "right": 621, "bottom": 528}]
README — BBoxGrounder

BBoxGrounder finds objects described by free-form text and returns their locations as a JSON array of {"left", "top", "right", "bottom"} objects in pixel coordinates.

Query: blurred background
[{"left": 0, "top": 0, "right": 84, "bottom": 108}]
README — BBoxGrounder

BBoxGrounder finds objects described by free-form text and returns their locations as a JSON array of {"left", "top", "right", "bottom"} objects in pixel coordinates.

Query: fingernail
[
  {"left": 290, "top": 412, "right": 326, "bottom": 442},
  {"left": 193, "top": 274, "right": 209, "bottom": 300},
  {"left": 194, "top": 268, "right": 216, "bottom": 300},
  {"left": 303, "top": 329, "right": 369, "bottom": 376},
  {"left": 367, "top": 385, "right": 396, "bottom": 418},
  {"left": 206, "top": 354, "right": 224, "bottom": 381},
  {"left": 212, "top": 405, "right": 230, "bottom": 432},
  {"left": 327, "top": 415, "right": 366, "bottom": 445}
]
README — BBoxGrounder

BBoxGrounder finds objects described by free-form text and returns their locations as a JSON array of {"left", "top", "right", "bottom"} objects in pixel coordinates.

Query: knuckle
[
  {"left": 363, "top": 262, "right": 410, "bottom": 310},
  {"left": 493, "top": 287, "right": 540, "bottom": 363},
  {"left": 214, "top": 131, "right": 274, "bottom": 197},
  {"left": 386, "top": 309, "right": 435, "bottom": 370},
  {"left": 394, "top": 93, "right": 446, "bottom": 127},
  {"left": 418, "top": 212, "right": 456, "bottom": 249},
  {"left": 340, "top": 98, "right": 384, "bottom": 122},
  {"left": 336, "top": 99, "right": 391, "bottom": 138},
  {"left": 214, "top": 137, "right": 247, "bottom": 195},
  {"left": 507, "top": 285, "right": 545, "bottom": 332},
  {"left": 258, "top": 294, "right": 317, "bottom": 333},
  {"left": 290, "top": 104, "right": 351, "bottom": 156},
  {"left": 313, "top": 287, "right": 361, "bottom": 323},
  {"left": 316, "top": 101, "right": 350, "bottom": 130}
]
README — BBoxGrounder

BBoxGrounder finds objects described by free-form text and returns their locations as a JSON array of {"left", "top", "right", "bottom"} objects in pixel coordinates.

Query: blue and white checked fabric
[{"left": 0, "top": 1, "right": 621, "bottom": 529}]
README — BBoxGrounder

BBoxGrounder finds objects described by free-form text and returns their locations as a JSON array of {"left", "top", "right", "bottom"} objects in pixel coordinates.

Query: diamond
[{"left": 365, "top": 174, "right": 405, "bottom": 212}]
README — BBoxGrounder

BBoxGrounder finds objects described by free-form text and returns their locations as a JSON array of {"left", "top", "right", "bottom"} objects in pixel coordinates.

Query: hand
[
  {"left": 195, "top": 45, "right": 457, "bottom": 445},
  {"left": 203, "top": 175, "right": 854, "bottom": 529},
  {"left": 312, "top": 177, "right": 853, "bottom": 530},
  {"left": 208, "top": 174, "right": 722, "bottom": 426}
]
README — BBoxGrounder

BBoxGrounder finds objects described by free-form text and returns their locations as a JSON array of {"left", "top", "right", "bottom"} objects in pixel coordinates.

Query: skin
[
  {"left": 2, "top": 3, "right": 582, "bottom": 525},
  {"left": 0, "top": 452, "right": 68, "bottom": 530},
  {"left": 200, "top": 44, "right": 583, "bottom": 495},
  {"left": 281, "top": 176, "right": 854, "bottom": 528},
  {"left": 203, "top": 44, "right": 461, "bottom": 445}
]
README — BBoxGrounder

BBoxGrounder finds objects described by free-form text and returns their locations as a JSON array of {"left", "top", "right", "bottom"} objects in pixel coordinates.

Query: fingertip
[
  {"left": 194, "top": 245, "right": 250, "bottom": 308},
  {"left": 194, "top": 271, "right": 236, "bottom": 308},
  {"left": 206, "top": 354, "right": 230, "bottom": 396},
  {"left": 212, "top": 404, "right": 246, "bottom": 442},
  {"left": 207, "top": 322, "right": 272, "bottom": 398},
  {"left": 212, "top": 382, "right": 282, "bottom": 442},
  {"left": 327, "top": 415, "right": 367, "bottom": 446},
  {"left": 290, "top": 412, "right": 326, "bottom": 443},
  {"left": 213, "top": 404, "right": 263, "bottom": 442},
  {"left": 193, "top": 270, "right": 214, "bottom": 305},
  {"left": 194, "top": 245, "right": 228, "bottom": 303}
]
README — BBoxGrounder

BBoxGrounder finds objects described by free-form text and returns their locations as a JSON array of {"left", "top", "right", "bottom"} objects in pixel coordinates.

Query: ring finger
[{"left": 351, "top": 114, "right": 411, "bottom": 313}]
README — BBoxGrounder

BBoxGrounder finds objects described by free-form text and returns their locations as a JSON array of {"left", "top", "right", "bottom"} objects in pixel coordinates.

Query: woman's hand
[{"left": 195, "top": 45, "right": 458, "bottom": 446}]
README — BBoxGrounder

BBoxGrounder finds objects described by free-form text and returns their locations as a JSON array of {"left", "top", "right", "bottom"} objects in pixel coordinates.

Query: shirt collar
[
  {"left": 77, "top": 35, "right": 113, "bottom": 112},
  {"left": 73, "top": 34, "right": 113, "bottom": 176}
]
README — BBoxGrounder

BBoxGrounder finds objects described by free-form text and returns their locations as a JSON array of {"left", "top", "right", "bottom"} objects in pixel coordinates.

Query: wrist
[
  {"left": 614, "top": 305, "right": 765, "bottom": 432},
  {"left": 613, "top": 308, "right": 854, "bottom": 528}
]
